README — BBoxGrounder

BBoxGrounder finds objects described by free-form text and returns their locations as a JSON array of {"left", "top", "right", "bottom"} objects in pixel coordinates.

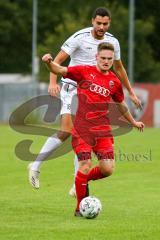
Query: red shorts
[{"left": 72, "top": 131, "right": 114, "bottom": 161}]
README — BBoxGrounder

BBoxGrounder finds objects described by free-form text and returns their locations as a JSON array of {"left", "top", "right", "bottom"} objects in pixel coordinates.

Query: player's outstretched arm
[
  {"left": 49, "top": 50, "right": 69, "bottom": 97},
  {"left": 113, "top": 60, "right": 142, "bottom": 109},
  {"left": 117, "top": 100, "right": 145, "bottom": 132},
  {"left": 42, "top": 53, "right": 68, "bottom": 76}
]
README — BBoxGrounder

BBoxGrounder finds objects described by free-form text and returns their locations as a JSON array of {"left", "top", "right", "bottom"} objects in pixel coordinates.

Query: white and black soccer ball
[{"left": 80, "top": 196, "right": 102, "bottom": 219}]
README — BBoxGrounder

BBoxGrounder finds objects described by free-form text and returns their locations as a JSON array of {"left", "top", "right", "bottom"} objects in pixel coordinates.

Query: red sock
[
  {"left": 75, "top": 171, "right": 88, "bottom": 211},
  {"left": 87, "top": 166, "right": 105, "bottom": 181}
]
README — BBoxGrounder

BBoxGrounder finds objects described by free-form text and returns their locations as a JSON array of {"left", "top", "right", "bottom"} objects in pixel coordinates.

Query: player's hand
[
  {"left": 48, "top": 83, "right": 60, "bottom": 97},
  {"left": 42, "top": 54, "right": 53, "bottom": 64},
  {"left": 133, "top": 121, "right": 145, "bottom": 132},
  {"left": 129, "top": 91, "right": 142, "bottom": 109}
]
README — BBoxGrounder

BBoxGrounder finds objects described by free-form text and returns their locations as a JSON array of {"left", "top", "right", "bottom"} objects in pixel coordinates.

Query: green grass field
[{"left": 0, "top": 125, "right": 160, "bottom": 240}]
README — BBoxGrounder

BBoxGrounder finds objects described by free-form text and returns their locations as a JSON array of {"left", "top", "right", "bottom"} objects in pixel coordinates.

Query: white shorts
[{"left": 60, "top": 82, "right": 78, "bottom": 115}]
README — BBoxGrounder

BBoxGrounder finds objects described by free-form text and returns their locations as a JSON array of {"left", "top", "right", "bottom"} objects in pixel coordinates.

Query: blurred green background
[{"left": 1, "top": 0, "right": 160, "bottom": 83}]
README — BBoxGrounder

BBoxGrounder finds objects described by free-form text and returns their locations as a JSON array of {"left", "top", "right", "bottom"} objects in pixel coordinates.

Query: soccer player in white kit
[{"left": 28, "top": 7, "right": 141, "bottom": 192}]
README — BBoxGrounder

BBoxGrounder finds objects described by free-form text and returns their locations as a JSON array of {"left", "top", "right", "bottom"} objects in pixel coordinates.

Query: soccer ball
[{"left": 80, "top": 196, "right": 102, "bottom": 219}]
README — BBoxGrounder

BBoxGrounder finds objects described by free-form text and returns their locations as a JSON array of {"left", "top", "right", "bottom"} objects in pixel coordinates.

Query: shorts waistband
[
  {"left": 61, "top": 80, "right": 77, "bottom": 88},
  {"left": 61, "top": 81, "right": 77, "bottom": 92}
]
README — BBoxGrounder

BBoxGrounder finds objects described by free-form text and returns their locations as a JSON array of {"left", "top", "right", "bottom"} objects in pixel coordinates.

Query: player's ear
[
  {"left": 95, "top": 54, "right": 98, "bottom": 60},
  {"left": 108, "top": 19, "right": 111, "bottom": 28}
]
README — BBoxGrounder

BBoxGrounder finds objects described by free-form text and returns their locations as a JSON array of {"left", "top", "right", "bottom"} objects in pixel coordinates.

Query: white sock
[
  {"left": 31, "top": 134, "right": 62, "bottom": 171},
  {"left": 74, "top": 154, "right": 79, "bottom": 178}
]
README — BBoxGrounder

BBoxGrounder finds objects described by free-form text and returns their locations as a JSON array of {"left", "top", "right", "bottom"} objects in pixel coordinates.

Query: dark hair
[
  {"left": 92, "top": 7, "right": 111, "bottom": 19},
  {"left": 97, "top": 42, "right": 114, "bottom": 52}
]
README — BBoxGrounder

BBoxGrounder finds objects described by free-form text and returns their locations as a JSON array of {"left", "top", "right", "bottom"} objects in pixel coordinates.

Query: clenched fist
[{"left": 42, "top": 54, "right": 53, "bottom": 63}]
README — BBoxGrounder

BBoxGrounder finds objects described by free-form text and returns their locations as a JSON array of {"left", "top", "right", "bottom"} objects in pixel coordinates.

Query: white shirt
[{"left": 61, "top": 27, "right": 121, "bottom": 85}]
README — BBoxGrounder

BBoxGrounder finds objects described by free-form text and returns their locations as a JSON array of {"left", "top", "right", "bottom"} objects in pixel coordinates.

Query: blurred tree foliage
[
  {"left": 0, "top": 0, "right": 32, "bottom": 73},
  {"left": 0, "top": 0, "right": 160, "bottom": 83}
]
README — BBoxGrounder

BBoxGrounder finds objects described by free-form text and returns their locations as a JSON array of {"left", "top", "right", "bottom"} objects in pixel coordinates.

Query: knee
[
  {"left": 79, "top": 160, "right": 92, "bottom": 174},
  {"left": 102, "top": 167, "right": 114, "bottom": 177},
  {"left": 100, "top": 160, "right": 115, "bottom": 177},
  {"left": 57, "top": 131, "right": 71, "bottom": 141}
]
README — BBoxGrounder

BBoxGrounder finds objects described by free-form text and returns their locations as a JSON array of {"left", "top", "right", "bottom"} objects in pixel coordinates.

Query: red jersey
[
  {"left": 65, "top": 65, "right": 124, "bottom": 102},
  {"left": 64, "top": 65, "right": 124, "bottom": 141}
]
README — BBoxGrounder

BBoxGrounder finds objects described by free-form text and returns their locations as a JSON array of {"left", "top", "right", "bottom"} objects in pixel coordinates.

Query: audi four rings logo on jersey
[{"left": 90, "top": 83, "right": 110, "bottom": 97}]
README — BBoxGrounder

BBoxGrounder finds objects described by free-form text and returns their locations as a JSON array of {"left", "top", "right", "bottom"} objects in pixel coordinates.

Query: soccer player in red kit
[
  {"left": 29, "top": 7, "right": 142, "bottom": 193},
  {"left": 42, "top": 43, "right": 144, "bottom": 217}
]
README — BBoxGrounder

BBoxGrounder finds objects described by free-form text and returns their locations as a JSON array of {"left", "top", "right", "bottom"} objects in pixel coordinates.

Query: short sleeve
[
  {"left": 64, "top": 65, "right": 85, "bottom": 82},
  {"left": 61, "top": 34, "right": 80, "bottom": 56},
  {"left": 114, "top": 39, "right": 121, "bottom": 60},
  {"left": 112, "top": 81, "right": 124, "bottom": 103}
]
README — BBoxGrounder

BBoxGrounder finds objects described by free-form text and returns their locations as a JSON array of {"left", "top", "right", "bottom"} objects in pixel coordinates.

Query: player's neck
[
  {"left": 96, "top": 66, "right": 109, "bottom": 75},
  {"left": 91, "top": 30, "right": 104, "bottom": 40}
]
